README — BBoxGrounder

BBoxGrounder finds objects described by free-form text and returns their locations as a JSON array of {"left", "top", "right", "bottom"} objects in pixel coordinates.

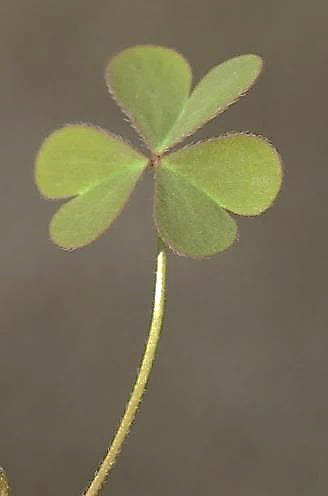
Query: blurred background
[{"left": 0, "top": 0, "right": 327, "bottom": 495}]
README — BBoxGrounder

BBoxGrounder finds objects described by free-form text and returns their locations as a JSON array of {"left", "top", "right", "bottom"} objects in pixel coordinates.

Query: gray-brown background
[{"left": 0, "top": 0, "right": 326, "bottom": 495}]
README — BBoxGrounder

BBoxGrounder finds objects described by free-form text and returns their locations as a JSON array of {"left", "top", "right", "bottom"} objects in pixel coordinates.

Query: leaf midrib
[
  {"left": 160, "top": 160, "right": 229, "bottom": 213},
  {"left": 77, "top": 162, "right": 146, "bottom": 197}
]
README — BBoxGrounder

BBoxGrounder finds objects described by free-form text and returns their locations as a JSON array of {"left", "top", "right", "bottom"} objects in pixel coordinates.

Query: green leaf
[
  {"left": 106, "top": 45, "right": 192, "bottom": 152},
  {"left": 154, "top": 165, "right": 237, "bottom": 257},
  {"left": 35, "top": 124, "right": 147, "bottom": 199},
  {"left": 162, "top": 134, "right": 282, "bottom": 216},
  {"left": 50, "top": 167, "right": 144, "bottom": 248},
  {"left": 162, "top": 55, "right": 262, "bottom": 150},
  {"left": 35, "top": 124, "right": 148, "bottom": 248}
]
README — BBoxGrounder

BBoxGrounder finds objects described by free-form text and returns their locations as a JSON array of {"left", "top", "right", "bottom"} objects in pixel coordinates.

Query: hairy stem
[{"left": 84, "top": 237, "right": 167, "bottom": 496}]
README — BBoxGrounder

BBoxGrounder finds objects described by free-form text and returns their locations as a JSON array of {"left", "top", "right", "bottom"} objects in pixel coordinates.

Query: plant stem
[
  {"left": 84, "top": 237, "right": 167, "bottom": 496},
  {"left": 0, "top": 468, "right": 9, "bottom": 496}
]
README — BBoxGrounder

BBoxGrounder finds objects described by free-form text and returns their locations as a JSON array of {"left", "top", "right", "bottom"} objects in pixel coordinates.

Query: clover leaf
[
  {"left": 35, "top": 125, "right": 147, "bottom": 248},
  {"left": 107, "top": 45, "right": 192, "bottom": 152},
  {"left": 155, "top": 134, "right": 281, "bottom": 257},
  {"left": 35, "top": 45, "right": 282, "bottom": 256}
]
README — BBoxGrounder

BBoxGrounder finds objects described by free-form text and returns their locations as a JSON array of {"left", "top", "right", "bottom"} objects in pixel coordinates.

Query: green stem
[{"left": 84, "top": 237, "right": 167, "bottom": 496}]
